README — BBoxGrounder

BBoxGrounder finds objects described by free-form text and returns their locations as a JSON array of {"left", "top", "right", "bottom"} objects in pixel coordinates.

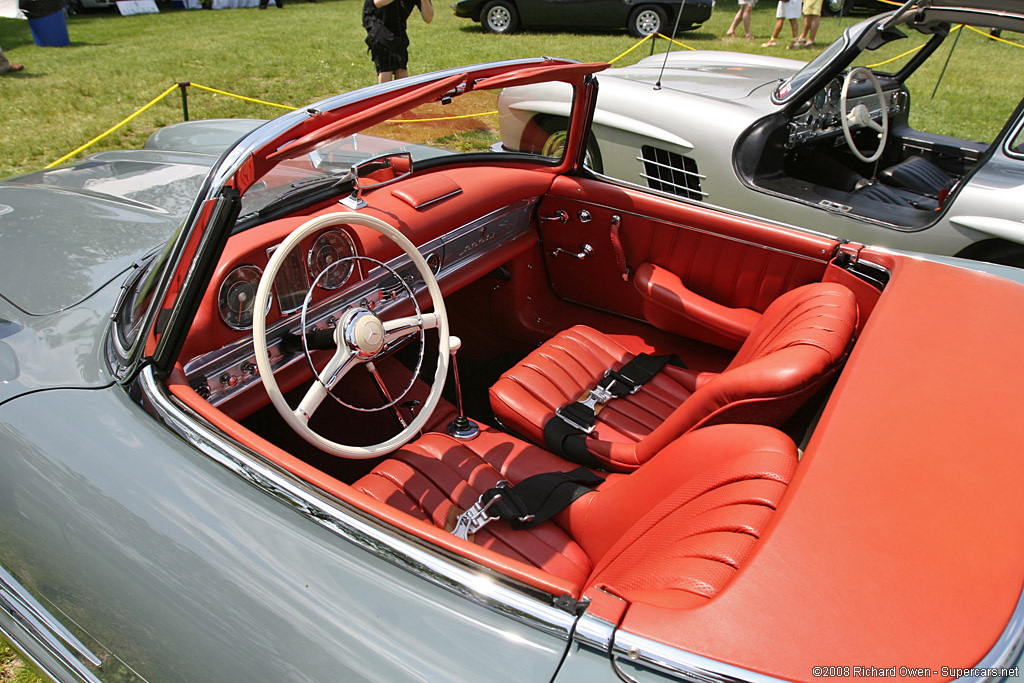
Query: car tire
[
  {"left": 532, "top": 117, "right": 603, "bottom": 174},
  {"left": 481, "top": 0, "right": 519, "bottom": 33},
  {"left": 822, "top": 0, "right": 852, "bottom": 16},
  {"left": 628, "top": 5, "right": 668, "bottom": 37}
]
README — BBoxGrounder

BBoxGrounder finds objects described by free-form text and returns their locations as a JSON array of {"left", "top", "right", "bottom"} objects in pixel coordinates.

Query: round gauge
[
  {"left": 827, "top": 79, "right": 842, "bottom": 106},
  {"left": 308, "top": 229, "right": 356, "bottom": 290},
  {"left": 218, "top": 265, "right": 268, "bottom": 330},
  {"left": 813, "top": 89, "right": 827, "bottom": 111}
]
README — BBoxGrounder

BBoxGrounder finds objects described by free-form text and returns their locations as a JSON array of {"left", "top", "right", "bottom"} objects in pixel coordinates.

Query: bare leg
[
  {"left": 395, "top": 68, "right": 409, "bottom": 79},
  {"left": 378, "top": 71, "right": 395, "bottom": 83}
]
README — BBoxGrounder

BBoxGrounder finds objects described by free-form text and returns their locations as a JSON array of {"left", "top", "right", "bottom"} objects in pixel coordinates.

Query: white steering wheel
[
  {"left": 840, "top": 66, "right": 889, "bottom": 164},
  {"left": 253, "top": 212, "right": 450, "bottom": 458}
]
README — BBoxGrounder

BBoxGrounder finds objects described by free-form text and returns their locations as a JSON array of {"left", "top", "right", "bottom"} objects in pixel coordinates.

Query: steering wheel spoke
[
  {"left": 383, "top": 312, "right": 438, "bottom": 344},
  {"left": 840, "top": 66, "right": 889, "bottom": 164},
  {"left": 252, "top": 212, "right": 450, "bottom": 459}
]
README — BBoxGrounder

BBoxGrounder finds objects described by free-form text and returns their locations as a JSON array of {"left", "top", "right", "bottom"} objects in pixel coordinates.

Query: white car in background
[{"left": 499, "top": 0, "right": 1024, "bottom": 266}]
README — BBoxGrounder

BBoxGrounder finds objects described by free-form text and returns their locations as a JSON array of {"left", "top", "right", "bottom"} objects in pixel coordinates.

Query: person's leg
[
  {"left": 394, "top": 68, "right": 409, "bottom": 79},
  {"left": 742, "top": 3, "right": 753, "bottom": 37},
  {"left": 806, "top": 14, "right": 819, "bottom": 43},
  {"left": 726, "top": 5, "right": 744, "bottom": 36},
  {"left": 377, "top": 71, "right": 394, "bottom": 83},
  {"left": 763, "top": 17, "right": 782, "bottom": 45},
  {"left": 788, "top": 17, "right": 798, "bottom": 38},
  {"left": 0, "top": 46, "right": 21, "bottom": 74}
]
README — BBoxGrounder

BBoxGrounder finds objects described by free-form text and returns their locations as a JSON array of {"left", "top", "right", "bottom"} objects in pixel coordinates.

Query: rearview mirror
[{"left": 340, "top": 152, "right": 414, "bottom": 209}]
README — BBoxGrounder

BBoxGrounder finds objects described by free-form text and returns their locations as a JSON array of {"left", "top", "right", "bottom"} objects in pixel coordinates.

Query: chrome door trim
[
  {"left": 139, "top": 366, "right": 577, "bottom": 642},
  {"left": 0, "top": 563, "right": 103, "bottom": 683}
]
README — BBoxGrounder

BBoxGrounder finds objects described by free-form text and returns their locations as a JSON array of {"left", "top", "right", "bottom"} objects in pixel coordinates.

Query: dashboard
[
  {"left": 786, "top": 74, "right": 907, "bottom": 148},
  {"left": 181, "top": 195, "right": 539, "bottom": 410}
]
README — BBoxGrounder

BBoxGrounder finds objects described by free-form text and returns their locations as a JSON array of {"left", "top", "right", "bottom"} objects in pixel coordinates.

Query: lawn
[
  {"left": 0, "top": 2, "right": 1021, "bottom": 677},
  {"left": 3, "top": 0, "right": 1020, "bottom": 179}
]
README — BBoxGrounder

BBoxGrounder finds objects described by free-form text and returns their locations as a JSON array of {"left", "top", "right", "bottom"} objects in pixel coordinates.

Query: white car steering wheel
[
  {"left": 253, "top": 212, "right": 450, "bottom": 459},
  {"left": 840, "top": 66, "right": 889, "bottom": 164}
]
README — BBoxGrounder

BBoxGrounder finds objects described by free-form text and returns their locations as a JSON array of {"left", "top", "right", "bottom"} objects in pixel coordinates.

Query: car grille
[{"left": 639, "top": 146, "right": 707, "bottom": 201}]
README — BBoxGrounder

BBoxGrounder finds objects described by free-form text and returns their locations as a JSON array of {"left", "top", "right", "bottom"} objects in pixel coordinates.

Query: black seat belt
[
  {"left": 451, "top": 467, "right": 603, "bottom": 540},
  {"left": 542, "top": 353, "right": 684, "bottom": 467}
]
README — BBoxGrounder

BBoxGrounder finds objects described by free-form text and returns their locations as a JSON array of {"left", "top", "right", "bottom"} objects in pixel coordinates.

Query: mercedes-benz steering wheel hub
[{"left": 344, "top": 309, "right": 386, "bottom": 358}]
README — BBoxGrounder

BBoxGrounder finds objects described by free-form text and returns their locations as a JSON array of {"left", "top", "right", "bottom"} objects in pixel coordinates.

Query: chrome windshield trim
[
  {"left": 612, "top": 587, "right": 1024, "bottom": 683},
  {"left": 140, "top": 366, "right": 576, "bottom": 642},
  {"left": 0, "top": 563, "right": 103, "bottom": 682}
]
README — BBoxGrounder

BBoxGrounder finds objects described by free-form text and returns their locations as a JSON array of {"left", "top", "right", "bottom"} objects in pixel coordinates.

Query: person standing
[
  {"left": 0, "top": 45, "right": 23, "bottom": 74},
  {"left": 761, "top": 0, "right": 799, "bottom": 46},
  {"left": 363, "top": 0, "right": 432, "bottom": 83},
  {"left": 725, "top": 0, "right": 756, "bottom": 39},
  {"left": 790, "top": 0, "right": 821, "bottom": 48}
]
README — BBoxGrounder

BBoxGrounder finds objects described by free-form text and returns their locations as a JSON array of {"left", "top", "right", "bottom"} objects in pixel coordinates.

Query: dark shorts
[{"left": 369, "top": 44, "right": 408, "bottom": 73}]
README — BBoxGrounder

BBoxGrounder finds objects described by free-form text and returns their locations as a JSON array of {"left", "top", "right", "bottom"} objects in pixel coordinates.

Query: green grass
[
  {"left": 1, "top": 638, "right": 43, "bottom": 683},
  {"left": 1, "top": 1, "right": 1021, "bottom": 178}
]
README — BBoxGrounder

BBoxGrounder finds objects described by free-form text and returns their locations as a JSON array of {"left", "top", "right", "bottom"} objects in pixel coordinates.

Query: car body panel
[
  {"left": 144, "top": 119, "right": 267, "bottom": 156},
  {"left": 452, "top": 0, "right": 713, "bottom": 33},
  {"left": 0, "top": 376, "right": 575, "bottom": 683}
]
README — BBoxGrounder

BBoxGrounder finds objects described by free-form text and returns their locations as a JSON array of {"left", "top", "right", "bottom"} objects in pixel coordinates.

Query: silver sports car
[
  {"left": 499, "top": 0, "right": 1024, "bottom": 266},
  {"left": 2, "top": 53, "right": 1023, "bottom": 683}
]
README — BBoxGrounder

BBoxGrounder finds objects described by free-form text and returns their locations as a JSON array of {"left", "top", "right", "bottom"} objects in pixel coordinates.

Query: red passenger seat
[
  {"left": 353, "top": 424, "right": 797, "bottom": 601},
  {"left": 488, "top": 282, "right": 857, "bottom": 471}
]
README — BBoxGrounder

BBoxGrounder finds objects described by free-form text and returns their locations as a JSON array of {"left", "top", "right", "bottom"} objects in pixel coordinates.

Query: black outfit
[{"left": 363, "top": 0, "right": 416, "bottom": 73}]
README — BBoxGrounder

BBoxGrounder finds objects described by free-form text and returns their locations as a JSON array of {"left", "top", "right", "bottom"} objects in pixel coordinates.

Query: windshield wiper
[{"left": 237, "top": 171, "right": 354, "bottom": 223}]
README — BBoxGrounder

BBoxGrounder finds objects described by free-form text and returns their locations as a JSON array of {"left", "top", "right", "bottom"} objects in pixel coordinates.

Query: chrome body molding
[
  {"left": 183, "top": 198, "right": 537, "bottom": 406},
  {"left": 611, "top": 588, "right": 1024, "bottom": 683},
  {"left": 0, "top": 563, "right": 103, "bottom": 683},
  {"left": 140, "top": 366, "right": 576, "bottom": 642}
]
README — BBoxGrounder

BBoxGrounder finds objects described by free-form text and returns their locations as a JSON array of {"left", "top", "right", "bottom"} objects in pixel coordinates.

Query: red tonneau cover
[{"left": 619, "top": 254, "right": 1024, "bottom": 681}]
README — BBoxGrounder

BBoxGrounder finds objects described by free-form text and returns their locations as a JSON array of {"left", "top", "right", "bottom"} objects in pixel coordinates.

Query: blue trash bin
[{"left": 28, "top": 9, "right": 70, "bottom": 47}]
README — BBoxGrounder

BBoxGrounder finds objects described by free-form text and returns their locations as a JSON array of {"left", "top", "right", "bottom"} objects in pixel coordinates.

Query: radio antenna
[{"left": 655, "top": 0, "right": 686, "bottom": 90}]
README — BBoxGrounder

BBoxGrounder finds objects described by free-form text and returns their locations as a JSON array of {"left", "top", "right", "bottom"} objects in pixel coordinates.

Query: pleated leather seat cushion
[
  {"left": 352, "top": 424, "right": 798, "bottom": 601},
  {"left": 490, "top": 281, "right": 857, "bottom": 471}
]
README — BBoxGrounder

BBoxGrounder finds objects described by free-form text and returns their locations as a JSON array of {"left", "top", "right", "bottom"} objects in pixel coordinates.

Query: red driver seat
[
  {"left": 353, "top": 424, "right": 797, "bottom": 603},
  {"left": 488, "top": 281, "right": 857, "bottom": 471}
]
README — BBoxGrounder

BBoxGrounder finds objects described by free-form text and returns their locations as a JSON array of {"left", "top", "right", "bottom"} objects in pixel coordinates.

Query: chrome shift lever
[{"left": 446, "top": 335, "right": 480, "bottom": 440}]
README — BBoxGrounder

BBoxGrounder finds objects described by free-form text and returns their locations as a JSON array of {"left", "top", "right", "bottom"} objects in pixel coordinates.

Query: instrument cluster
[{"left": 217, "top": 228, "right": 357, "bottom": 330}]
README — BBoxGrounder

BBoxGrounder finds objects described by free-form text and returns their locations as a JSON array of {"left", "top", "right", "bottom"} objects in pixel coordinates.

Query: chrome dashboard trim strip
[
  {"left": 140, "top": 366, "right": 576, "bottom": 642},
  {"left": 184, "top": 198, "right": 537, "bottom": 406}
]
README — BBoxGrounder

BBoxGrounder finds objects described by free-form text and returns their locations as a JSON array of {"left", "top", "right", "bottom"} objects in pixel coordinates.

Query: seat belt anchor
[{"left": 452, "top": 485, "right": 506, "bottom": 540}]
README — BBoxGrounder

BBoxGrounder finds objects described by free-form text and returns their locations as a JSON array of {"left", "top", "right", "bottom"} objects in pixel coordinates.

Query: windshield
[
  {"left": 240, "top": 85, "right": 564, "bottom": 218},
  {"left": 775, "top": 17, "right": 877, "bottom": 102}
]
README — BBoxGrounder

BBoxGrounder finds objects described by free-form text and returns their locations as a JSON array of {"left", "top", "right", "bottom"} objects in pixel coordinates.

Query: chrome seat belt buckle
[{"left": 451, "top": 488, "right": 503, "bottom": 540}]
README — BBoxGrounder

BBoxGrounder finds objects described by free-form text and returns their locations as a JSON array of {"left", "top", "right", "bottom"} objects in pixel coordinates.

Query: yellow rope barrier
[
  {"left": 384, "top": 110, "right": 498, "bottom": 124},
  {"left": 609, "top": 32, "right": 654, "bottom": 64},
  {"left": 656, "top": 33, "right": 696, "bottom": 50},
  {"left": 189, "top": 83, "right": 298, "bottom": 111},
  {"left": 865, "top": 23, "right": 965, "bottom": 67},
  {"left": 45, "top": 84, "right": 179, "bottom": 169},
  {"left": 966, "top": 23, "right": 1024, "bottom": 48}
]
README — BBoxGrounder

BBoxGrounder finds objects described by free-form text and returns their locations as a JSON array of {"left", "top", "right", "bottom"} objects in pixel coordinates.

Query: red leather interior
[
  {"left": 538, "top": 176, "right": 839, "bottom": 348},
  {"left": 634, "top": 262, "right": 761, "bottom": 350},
  {"left": 352, "top": 424, "right": 797, "bottom": 601},
  {"left": 490, "top": 282, "right": 857, "bottom": 471}
]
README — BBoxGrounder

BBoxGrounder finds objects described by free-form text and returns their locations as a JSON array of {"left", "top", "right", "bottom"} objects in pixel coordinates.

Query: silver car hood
[
  {"left": 609, "top": 50, "right": 803, "bottom": 102},
  {"left": 0, "top": 149, "right": 216, "bottom": 315}
]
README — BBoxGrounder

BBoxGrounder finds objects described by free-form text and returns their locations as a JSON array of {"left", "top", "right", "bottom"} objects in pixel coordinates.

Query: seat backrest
[
  {"left": 566, "top": 424, "right": 798, "bottom": 609},
  {"left": 590, "top": 282, "right": 857, "bottom": 467}
]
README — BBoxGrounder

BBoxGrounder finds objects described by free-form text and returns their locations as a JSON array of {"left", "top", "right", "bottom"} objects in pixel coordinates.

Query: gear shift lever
[{"left": 446, "top": 335, "right": 480, "bottom": 440}]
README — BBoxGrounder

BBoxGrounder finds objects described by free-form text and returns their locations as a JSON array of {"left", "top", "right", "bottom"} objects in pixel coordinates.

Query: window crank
[{"left": 550, "top": 243, "right": 595, "bottom": 260}]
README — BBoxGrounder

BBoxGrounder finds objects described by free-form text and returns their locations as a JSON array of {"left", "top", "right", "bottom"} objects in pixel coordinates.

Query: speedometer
[
  {"left": 217, "top": 265, "right": 269, "bottom": 330},
  {"left": 308, "top": 229, "right": 356, "bottom": 290}
]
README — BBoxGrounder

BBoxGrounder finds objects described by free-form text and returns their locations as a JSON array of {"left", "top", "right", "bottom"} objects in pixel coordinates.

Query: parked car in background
[
  {"left": 3, "top": 52, "right": 1024, "bottom": 683},
  {"left": 499, "top": 0, "right": 1024, "bottom": 266},
  {"left": 452, "top": 0, "right": 713, "bottom": 35}
]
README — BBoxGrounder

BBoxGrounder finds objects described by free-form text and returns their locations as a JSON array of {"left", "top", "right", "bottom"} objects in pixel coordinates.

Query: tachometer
[
  {"left": 308, "top": 229, "right": 356, "bottom": 290},
  {"left": 218, "top": 265, "right": 269, "bottom": 330}
]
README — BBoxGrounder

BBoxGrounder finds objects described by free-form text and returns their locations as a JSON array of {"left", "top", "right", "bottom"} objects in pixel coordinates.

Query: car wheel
[
  {"left": 628, "top": 5, "right": 667, "bottom": 37},
  {"left": 534, "top": 118, "right": 603, "bottom": 173},
  {"left": 822, "top": 0, "right": 851, "bottom": 16},
  {"left": 481, "top": 0, "right": 519, "bottom": 33}
]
